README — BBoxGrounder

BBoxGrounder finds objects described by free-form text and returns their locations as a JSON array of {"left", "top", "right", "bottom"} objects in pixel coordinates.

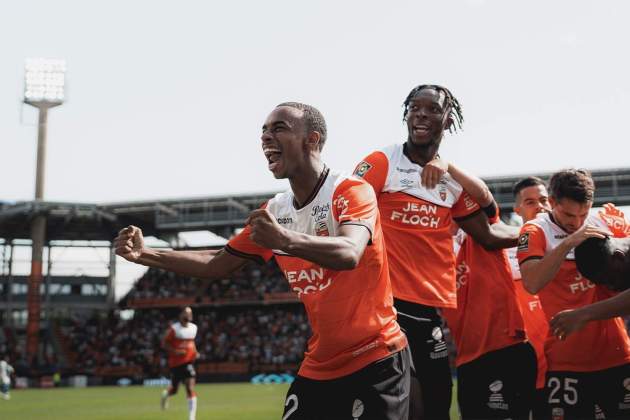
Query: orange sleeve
[
  {"left": 452, "top": 190, "right": 481, "bottom": 219},
  {"left": 332, "top": 178, "right": 378, "bottom": 237},
  {"left": 598, "top": 203, "right": 630, "bottom": 238},
  {"left": 516, "top": 224, "right": 547, "bottom": 264},
  {"left": 225, "top": 203, "right": 274, "bottom": 264},
  {"left": 353, "top": 151, "right": 388, "bottom": 197}
]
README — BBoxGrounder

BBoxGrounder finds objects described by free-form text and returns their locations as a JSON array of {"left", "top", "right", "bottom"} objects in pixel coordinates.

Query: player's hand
[
  {"left": 247, "top": 209, "right": 291, "bottom": 250},
  {"left": 603, "top": 203, "right": 625, "bottom": 218},
  {"left": 421, "top": 157, "right": 449, "bottom": 189},
  {"left": 114, "top": 225, "right": 146, "bottom": 262},
  {"left": 564, "top": 224, "right": 608, "bottom": 249},
  {"left": 550, "top": 308, "right": 589, "bottom": 340}
]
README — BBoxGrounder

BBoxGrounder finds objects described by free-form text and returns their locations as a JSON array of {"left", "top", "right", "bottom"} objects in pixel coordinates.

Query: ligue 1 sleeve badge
[
  {"left": 354, "top": 161, "right": 372, "bottom": 178},
  {"left": 517, "top": 233, "right": 530, "bottom": 252}
]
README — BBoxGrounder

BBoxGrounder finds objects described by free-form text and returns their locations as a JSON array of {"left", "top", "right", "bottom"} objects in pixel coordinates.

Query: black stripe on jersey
[
  {"left": 339, "top": 221, "right": 373, "bottom": 245},
  {"left": 293, "top": 166, "right": 330, "bottom": 210},
  {"left": 519, "top": 255, "right": 543, "bottom": 265},
  {"left": 224, "top": 245, "right": 266, "bottom": 265},
  {"left": 452, "top": 208, "right": 482, "bottom": 222}
]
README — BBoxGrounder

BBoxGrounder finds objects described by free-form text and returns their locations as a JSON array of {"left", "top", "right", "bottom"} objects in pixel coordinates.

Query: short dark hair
[
  {"left": 575, "top": 237, "right": 609, "bottom": 283},
  {"left": 402, "top": 85, "right": 464, "bottom": 133},
  {"left": 513, "top": 176, "right": 546, "bottom": 198},
  {"left": 549, "top": 169, "right": 595, "bottom": 203},
  {"left": 276, "top": 102, "right": 327, "bottom": 151}
]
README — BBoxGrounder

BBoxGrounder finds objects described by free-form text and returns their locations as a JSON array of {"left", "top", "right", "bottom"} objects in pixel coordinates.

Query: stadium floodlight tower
[{"left": 23, "top": 58, "right": 66, "bottom": 364}]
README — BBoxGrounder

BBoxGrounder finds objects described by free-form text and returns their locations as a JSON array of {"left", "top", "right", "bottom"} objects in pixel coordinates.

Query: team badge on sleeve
[
  {"left": 354, "top": 161, "right": 372, "bottom": 178},
  {"left": 517, "top": 233, "right": 530, "bottom": 252}
]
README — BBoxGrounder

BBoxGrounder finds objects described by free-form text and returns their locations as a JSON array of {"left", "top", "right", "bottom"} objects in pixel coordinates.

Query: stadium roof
[{"left": 2, "top": 168, "right": 630, "bottom": 242}]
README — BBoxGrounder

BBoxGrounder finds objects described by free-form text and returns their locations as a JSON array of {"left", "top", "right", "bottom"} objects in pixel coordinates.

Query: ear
[
  {"left": 306, "top": 131, "right": 321, "bottom": 151},
  {"left": 441, "top": 109, "right": 453, "bottom": 132},
  {"left": 613, "top": 249, "right": 627, "bottom": 264}
]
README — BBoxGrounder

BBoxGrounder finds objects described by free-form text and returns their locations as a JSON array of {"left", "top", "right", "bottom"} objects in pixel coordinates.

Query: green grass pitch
[{"left": 0, "top": 382, "right": 459, "bottom": 419}]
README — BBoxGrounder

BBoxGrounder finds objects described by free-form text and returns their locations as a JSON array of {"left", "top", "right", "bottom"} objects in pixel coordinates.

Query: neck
[
  {"left": 289, "top": 159, "right": 326, "bottom": 208},
  {"left": 404, "top": 137, "right": 442, "bottom": 166}
]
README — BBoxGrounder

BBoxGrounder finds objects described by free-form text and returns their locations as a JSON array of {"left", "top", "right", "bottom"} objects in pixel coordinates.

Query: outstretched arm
[
  {"left": 115, "top": 226, "right": 248, "bottom": 279},
  {"left": 550, "top": 288, "right": 630, "bottom": 339}
]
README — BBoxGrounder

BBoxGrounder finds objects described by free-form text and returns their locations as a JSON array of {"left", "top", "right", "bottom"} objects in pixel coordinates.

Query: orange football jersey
[
  {"left": 517, "top": 212, "right": 630, "bottom": 372},
  {"left": 226, "top": 170, "right": 407, "bottom": 380},
  {"left": 164, "top": 321, "right": 198, "bottom": 368},
  {"left": 508, "top": 246, "right": 549, "bottom": 389},
  {"left": 355, "top": 144, "right": 480, "bottom": 308},
  {"left": 443, "top": 212, "right": 526, "bottom": 367}
]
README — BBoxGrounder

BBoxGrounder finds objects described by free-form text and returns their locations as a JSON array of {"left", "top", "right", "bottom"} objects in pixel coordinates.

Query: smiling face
[
  {"left": 405, "top": 88, "right": 452, "bottom": 147},
  {"left": 261, "top": 106, "right": 310, "bottom": 179}
]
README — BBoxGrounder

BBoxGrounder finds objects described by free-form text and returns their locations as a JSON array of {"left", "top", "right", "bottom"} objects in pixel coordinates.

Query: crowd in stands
[
  {"left": 122, "top": 260, "right": 289, "bottom": 305},
  {"left": 0, "top": 328, "right": 59, "bottom": 376},
  {"left": 63, "top": 306, "right": 309, "bottom": 377}
]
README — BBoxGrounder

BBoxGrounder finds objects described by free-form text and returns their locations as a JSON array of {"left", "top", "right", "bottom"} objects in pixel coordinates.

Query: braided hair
[{"left": 402, "top": 85, "right": 464, "bottom": 133}]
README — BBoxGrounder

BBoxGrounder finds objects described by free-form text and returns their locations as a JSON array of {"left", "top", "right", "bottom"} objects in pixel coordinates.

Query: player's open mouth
[
  {"left": 412, "top": 124, "right": 430, "bottom": 135},
  {"left": 412, "top": 124, "right": 431, "bottom": 136},
  {"left": 264, "top": 149, "right": 282, "bottom": 171}
]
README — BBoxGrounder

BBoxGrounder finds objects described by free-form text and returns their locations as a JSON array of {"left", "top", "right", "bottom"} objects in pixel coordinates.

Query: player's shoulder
[
  {"left": 522, "top": 213, "right": 550, "bottom": 232},
  {"left": 332, "top": 171, "right": 376, "bottom": 198}
]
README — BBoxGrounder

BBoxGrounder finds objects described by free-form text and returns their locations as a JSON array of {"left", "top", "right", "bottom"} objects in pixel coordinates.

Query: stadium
[
  {"left": 3, "top": 2, "right": 630, "bottom": 420},
  {"left": 3, "top": 169, "right": 630, "bottom": 419}
]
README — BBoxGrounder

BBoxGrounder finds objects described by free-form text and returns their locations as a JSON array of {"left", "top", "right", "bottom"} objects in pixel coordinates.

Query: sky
[{"left": 2, "top": 0, "right": 630, "bottom": 299}]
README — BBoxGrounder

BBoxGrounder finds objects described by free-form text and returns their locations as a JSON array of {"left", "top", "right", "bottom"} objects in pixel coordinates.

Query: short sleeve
[
  {"left": 516, "top": 223, "right": 547, "bottom": 265},
  {"left": 332, "top": 178, "right": 378, "bottom": 238},
  {"left": 225, "top": 203, "right": 274, "bottom": 264},
  {"left": 452, "top": 190, "right": 482, "bottom": 220},
  {"left": 353, "top": 151, "right": 388, "bottom": 196}
]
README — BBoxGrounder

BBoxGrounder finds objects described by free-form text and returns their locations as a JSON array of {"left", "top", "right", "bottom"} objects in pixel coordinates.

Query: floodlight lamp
[{"left": 24, "top": 58, "right": 66, "bottom": 105}]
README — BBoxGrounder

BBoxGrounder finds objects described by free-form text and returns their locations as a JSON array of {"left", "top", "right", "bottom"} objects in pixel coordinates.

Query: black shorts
[
  {"left": 542, "top": 364, "right": 630, "bottom": 420},
  {"left": 394, "top": 298, "right": 452, "bottom": 420},
  {"left": 456, "top": 342, "right": 537, "bottom": 420},
  {"left": 281, "top": 346, "right": 411, "bottom": 420},
  {"left": 170, "top": 362, "right": 196, "bottom": 386}
]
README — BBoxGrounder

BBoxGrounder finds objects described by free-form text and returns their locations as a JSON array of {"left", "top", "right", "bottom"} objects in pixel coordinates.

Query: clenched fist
[
  {"left": 247, "top": 209, "right": 291, "bottom": 250},
  {"left": 114, "top": 225, "right": 146, "bottom": 262}
]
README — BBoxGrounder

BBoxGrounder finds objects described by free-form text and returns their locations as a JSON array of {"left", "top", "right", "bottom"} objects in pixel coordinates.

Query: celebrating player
[
  {"left": 517, "top": 169, "right": 630, "bottom": 419},
  {"left": 115, "top": 102, "right": 410, "bottom": 420},
  {"left": 509, "top": 177, "right": 551, "bottom": 417},
  {"left": 161, "top": 306, "right": 199, "bottom": 420},
  {"left": 354, "top": 84, "right": 518, "bottom": 419},
  {"left": 440, "top": 166, "right": 536, "bottom": 419},
  {"left": 550, "top": 233, "right": 630, "bottom": 338}
]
